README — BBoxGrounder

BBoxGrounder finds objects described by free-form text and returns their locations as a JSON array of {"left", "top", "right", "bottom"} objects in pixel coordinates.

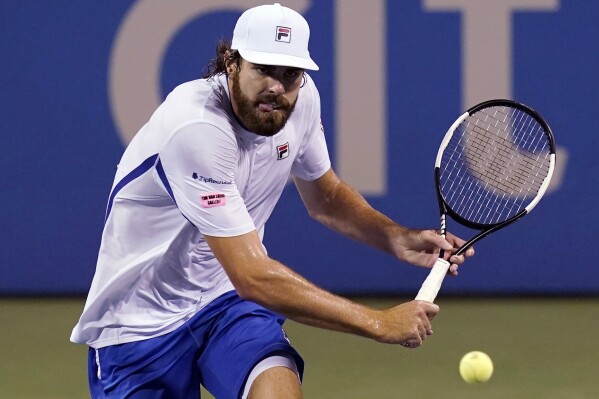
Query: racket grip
[{"left": 415, "top": 258, "right": 451, "bottom": 303}]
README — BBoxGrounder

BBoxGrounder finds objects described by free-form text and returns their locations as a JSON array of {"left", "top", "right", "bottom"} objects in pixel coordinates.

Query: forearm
[
  {"left": 309, "top": 180, "right": 405, "bottom": 255},
  {"left": 205, "top": 230, "right": 440, "bottom": 347},
  {"left": 241, "top": 257, "right": 382, "bottom": 338},
  {"left": 295, "top": 171, "right": 456, "bottom": 269},
  {"left": 237, "top": 256, "right": 443, "bottom": 348},
  {"left": 205, "top": 232, "right": 384, "bottom": 340}
]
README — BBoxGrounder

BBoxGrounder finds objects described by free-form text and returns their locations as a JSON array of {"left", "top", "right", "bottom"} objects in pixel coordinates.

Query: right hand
[{"left": 371, "top": 300, "right": 439, "bottom": 348}]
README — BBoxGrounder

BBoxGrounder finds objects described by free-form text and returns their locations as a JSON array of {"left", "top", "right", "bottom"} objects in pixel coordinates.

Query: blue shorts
[{"left": 88, "top": 291, "right": 304, "bottom": 399}]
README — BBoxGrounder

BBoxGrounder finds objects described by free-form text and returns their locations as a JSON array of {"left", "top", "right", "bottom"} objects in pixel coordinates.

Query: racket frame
[
  {"left": 434, "top": 99, "right": 556, "bottom": 256},
  {"left": 416, "top": 99, "right": 556, "bottom": 303}
]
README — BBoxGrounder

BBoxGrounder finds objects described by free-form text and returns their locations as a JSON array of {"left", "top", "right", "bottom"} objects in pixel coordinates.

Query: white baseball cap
[{"left": 231, "top": 3, "right": 319, "bottom": 71}]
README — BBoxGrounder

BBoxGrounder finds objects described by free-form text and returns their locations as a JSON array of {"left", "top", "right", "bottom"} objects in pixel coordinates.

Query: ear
[{"left": 224, "top": 51, "right": 238, "bottom": 74}]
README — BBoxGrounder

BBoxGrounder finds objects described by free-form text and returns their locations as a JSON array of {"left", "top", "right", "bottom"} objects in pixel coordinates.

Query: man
[{"left": 72, "top": 3, "right": 474, "bottom": 398}]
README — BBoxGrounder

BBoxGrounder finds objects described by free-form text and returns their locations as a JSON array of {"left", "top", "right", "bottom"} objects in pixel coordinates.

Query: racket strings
[{"left": 440, "top": 106, "right": 552, "bottom": 225}]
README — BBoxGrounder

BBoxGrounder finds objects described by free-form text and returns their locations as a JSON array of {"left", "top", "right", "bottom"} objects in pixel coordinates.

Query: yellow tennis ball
[{"left": 459, "top": 351, "right": 493, "bottom": 384}]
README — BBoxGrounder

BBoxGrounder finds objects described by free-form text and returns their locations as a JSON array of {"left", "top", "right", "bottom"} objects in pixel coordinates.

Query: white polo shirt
[{"left": 71, "top": 73, "right": 330, "bottom": 348}]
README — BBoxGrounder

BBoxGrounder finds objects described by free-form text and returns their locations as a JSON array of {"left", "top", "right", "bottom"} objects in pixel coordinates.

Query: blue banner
[{"left": 1, "top": 0, "right": 596, "bottom": 295}]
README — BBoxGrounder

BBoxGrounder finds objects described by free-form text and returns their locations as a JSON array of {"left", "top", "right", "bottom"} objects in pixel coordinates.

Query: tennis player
[{"left": 71, "top": 3, "right": 473, "bottom": 398}]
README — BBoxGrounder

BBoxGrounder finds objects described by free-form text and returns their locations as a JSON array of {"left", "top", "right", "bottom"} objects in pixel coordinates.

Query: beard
[{"left": 229, "top": 72, "right": 296, "bottom": 137}]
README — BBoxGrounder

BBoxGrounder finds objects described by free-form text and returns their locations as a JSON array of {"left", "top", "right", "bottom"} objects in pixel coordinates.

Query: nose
[{"left": 266, "top": 76, "right": 285, "bottom": 95}]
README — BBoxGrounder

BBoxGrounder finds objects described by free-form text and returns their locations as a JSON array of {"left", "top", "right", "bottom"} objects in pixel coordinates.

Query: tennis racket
[{"left": 415, "top": 99, "right": 556, "bottom": 302}]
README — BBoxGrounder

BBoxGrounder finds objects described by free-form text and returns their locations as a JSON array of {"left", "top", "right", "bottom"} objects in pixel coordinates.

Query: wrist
[
  {"left": 385, "top": 223, "right": 409, "bottom": 256},
  {"left": 364, "top": 308, "right": 385, "bottom": 342}
]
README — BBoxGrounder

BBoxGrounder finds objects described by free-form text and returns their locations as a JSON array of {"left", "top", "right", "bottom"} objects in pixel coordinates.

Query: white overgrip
[{"left": 415, "top": 258, "right": 451, "bottom": 302}]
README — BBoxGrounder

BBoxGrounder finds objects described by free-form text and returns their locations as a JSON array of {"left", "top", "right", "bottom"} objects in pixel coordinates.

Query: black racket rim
[
  {"left": 453, "top": 208, "right": 528, "bottom": 256},
  {"left": 435, "top": 99, "right": 556, "bottom": 230}
]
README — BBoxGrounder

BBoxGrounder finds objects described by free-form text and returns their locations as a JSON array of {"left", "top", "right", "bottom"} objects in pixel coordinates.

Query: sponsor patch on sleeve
[{"left": 200, "top": 193, "right": 226, "bottom": 208}]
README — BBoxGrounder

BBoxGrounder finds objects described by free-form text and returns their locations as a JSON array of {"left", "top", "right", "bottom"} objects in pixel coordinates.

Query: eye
[
  {"left": 254, "top": 66, "right": 270, "bottom": 75},
  {"left": 285, "top": 70, "right": 301, "bottom": 79}
]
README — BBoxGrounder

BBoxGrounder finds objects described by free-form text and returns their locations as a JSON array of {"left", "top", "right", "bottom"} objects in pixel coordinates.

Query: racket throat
[
  {"left": 439, "top": 213, "right": 447, "bottom": 258},
  {"left": 454, "top": 209, "right": 528, "bottom": 256}
]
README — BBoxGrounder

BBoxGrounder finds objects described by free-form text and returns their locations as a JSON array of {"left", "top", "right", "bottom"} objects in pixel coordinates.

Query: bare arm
[
  {"left": 294, "top": 168, "right": 474, "bottom": 274},
  {"left": 294, "top": 168, "right": 402, "bottom": 254},
  {"left": 204, "top": 231, "right": 438, "bottom": 347}
]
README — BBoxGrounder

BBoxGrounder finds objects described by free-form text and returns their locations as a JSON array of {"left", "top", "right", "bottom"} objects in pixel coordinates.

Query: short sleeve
[{"left": 157, "top": 122, "right": 255, "bottom": 237}]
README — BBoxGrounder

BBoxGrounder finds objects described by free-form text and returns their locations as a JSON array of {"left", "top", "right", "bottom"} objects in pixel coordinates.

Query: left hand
[{"left": 392, "top": 229, "right": 475, "bottom": 276}]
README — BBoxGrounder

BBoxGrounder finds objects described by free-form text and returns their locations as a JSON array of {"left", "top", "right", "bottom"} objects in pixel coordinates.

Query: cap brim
[{"left": 238, "top": 49, "right": 319, "bottom": 71}]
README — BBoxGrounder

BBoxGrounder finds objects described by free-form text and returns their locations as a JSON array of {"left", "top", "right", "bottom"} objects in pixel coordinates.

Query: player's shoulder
[
  {"left": 295, "top": 72, "right": 321, "bottom": 111},
  {"left": 157, "top": 77, "right": 234, "bottom": 134},
  {"left": 286, "top": 72, "right": 320, "bottom": 127},
  {"left": 163, "top": 78, "right": 225, "bottom": 116},
  {"left": 300, "top": 73, "right": 320, "bottom": 97}
]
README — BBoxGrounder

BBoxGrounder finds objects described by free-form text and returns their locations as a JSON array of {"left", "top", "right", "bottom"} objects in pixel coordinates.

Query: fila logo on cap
[
  {"left": 275, "top": 26, "right": 291, "bottom": 43},
  {"left": 276, "top": 143, "right": 289, "bottom": 160},
  {"left": 230, "top": 4, "right": 319, "bottom": 70}
]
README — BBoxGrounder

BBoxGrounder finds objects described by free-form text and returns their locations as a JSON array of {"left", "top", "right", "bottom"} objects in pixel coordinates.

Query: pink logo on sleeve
[{"left": 201, "top": 193, "right": 226, "bottom": 208}]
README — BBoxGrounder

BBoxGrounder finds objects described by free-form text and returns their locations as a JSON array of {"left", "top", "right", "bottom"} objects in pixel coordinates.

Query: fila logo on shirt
[
  {"left": 275, "top": 26, "right": 291, "bottom": 43},
  {"left": 276, "top": 143, "right": 289, "bottom": 160}
]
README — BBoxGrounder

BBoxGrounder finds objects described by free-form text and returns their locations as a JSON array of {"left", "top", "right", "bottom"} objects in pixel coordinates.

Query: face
[{"left": 227, "top": 58, "right": 303, "bottom": 137}]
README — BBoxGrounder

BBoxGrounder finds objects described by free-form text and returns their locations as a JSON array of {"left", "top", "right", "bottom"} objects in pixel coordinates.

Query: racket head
[{"left": 435, "top": 99, "right": 556, "bottom": 231}]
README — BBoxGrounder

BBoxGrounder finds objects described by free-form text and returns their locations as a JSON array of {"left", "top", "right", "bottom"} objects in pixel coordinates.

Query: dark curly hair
[{"left": 203, "top": 39, "right": 241, "bottom": 79}]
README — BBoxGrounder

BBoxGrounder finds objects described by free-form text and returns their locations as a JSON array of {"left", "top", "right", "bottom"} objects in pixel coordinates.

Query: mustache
[{"left": 254, "top": 94, "right": 292, "bottom": 110}]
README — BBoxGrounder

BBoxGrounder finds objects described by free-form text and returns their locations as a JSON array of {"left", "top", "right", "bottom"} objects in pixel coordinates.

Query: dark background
[{"left": 1, "top": 0, "right": 596, "bottom": 296}]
